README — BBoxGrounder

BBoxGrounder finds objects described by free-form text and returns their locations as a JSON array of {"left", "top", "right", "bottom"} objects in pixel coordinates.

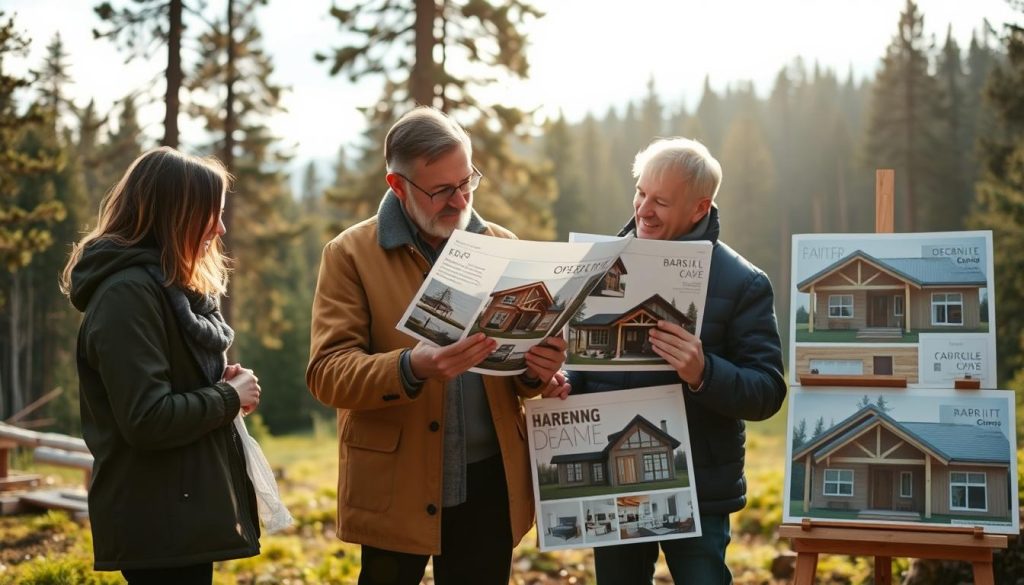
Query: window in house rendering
[
  {"left": 809, "top": 359, "right": 864, "bottom": 376},
  {"left": 642, "top": 453, "right": 670, "bottom": 481},
  {"left": 501, "top": 294, "right": 517, "bottom": 305},
  {"left": 623, "top": 429, "right": 657, "bottom": 449},
  {"left": 893, "top": 295, "right": 904, "bottom": 317},
  {"left": 900, "top": 471, "right": 913, "bottom": 498},
  {"left": 590, "top": 329, "right": 609, "bottom": 345},
  {"left": 950, "top": 471, "right": 987, "bottom": 511},
  {"left": 566, "top": 463, "right": 583, "bottom": 483},
  {"left": 823, "top": 468, "right": 854, "bottom": 496},
  {"left": 591, "top": 463, "right": 604, "bottom": 482},
  {"left": 487, "top": 312, "right": 509, "bottom": 328},
  {"left": 828, "top": 295, "right": 854, "bottom": 318},
  {"left": 932, "top": 293, "right": 964, "bottom": 326}
]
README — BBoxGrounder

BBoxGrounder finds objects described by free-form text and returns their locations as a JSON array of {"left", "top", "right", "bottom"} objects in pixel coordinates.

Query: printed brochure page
[
  {"left": 395, "top": 229, "right": 632, "bottom": 375},
  {"left": 526, "top": 384, "right": 702, "bottom": 551},
  {"left": 565, "top": 233, "right": 712, "bottom": 372}
]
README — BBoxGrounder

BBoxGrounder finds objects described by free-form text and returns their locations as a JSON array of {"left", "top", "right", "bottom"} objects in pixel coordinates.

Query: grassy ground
[{"left": 5, "top": 401, "right": 1016, "bottom": 584}]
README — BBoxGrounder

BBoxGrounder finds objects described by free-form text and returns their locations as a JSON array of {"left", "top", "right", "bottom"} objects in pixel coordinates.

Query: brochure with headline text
[
  {"left": 526, "top": 384, "right": 702, "bottom": 551},
  {"left": 564, "top": 233, "right": 712, "bottom": 372},
  {"left": 395, "top": 229, "right": 633, "bottom": 375}
]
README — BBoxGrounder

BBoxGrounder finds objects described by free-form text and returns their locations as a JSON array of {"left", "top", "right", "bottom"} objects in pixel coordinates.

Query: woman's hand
[{"left": 224, "top": 363, "right": 261, "bottom": 414}]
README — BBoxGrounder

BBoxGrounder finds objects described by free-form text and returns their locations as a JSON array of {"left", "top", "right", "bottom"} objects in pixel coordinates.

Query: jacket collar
[
  {"left": 377, "top": 189, "right": 488, "bottom": 251},
  {"left": 617, "top": 204, "right": 721, "bottom": 245}
]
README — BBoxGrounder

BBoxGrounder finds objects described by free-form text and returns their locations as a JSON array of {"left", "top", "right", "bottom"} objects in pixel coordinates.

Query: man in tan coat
[{"left": 307, "top": 106, "right": 569, "bottom": 585}]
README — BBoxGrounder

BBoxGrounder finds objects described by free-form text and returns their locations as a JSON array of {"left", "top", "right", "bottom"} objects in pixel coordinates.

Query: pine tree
[
  {"left": 792, "top": 418, "right": 808, "bottom": 449},
  {"left": 812, "top": 416, "right": 826, "bottom": 439},
  {"left": 0, "top": 17, "right": 74, "bottom": 419},
  {"left": 93, "top": 0, "right": 187, "bottom": 147},
  {"left": 718, "top": 106, "right": 778, "bottom": 282},
  {"left": 862, "top": 0, "right": 946, "bottom": 232},
  {"left": 188, "top": 0, "right": 315, "bottom": 430},
  {"left": 685, "top": 302, "right": 698, "bottom": 335},
  {"left": 969, "top": 3, "right": 1024, "bottom": 384},
  {"left": 875, "top": 394, "right": 892, "bottom": 414},
  {"left": 933, "top": 26, "right": 971, "bottom": 230},
  {"left": 545, "top": 112, "right": 585, "bottom": 240},
  {"left": 316, "top": 0, "right": 555, "bottom": 240},
  {"left": 857, "top": 394, "right": 872, "bottom": 409}
]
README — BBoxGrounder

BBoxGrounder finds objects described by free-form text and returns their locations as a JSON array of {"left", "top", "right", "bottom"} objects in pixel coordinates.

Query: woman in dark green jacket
[{"left": 61, "top": 147, "right": 262, "bottom": 585}]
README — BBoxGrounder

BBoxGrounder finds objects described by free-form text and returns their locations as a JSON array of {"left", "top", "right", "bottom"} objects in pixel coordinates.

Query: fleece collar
[{"left": 376, "top": 189, "right": 488, "bottom": 251}]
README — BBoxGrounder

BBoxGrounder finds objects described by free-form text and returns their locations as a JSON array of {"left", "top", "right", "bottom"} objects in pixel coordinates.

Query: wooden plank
[
  {"left": 0, "top": 422, "right": 90, "bottom": 453},
  {"left": 798, "top": 373, "right": 908, "bottom": 388},
  {"left": 954, "top": 377, "right": 981, "bottom": 389},
  {"left": 0, "top": 472, "right": 42, "bottom": 492},
  {"left": 19, "top": 489, "right": 89, "bottom": 514},
  {"left": 779, "top": 524, "right": 1007, "bottom": 549},
  {"left": 34, "top": 447, "right": 93, "bottom": 470}
]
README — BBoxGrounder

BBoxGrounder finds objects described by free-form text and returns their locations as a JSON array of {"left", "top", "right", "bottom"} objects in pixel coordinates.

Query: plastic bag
[{"left": 233, "top": 415, "right": 294, "bottom": 533}]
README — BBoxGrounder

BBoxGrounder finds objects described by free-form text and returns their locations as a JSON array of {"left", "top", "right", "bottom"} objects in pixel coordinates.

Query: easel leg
[
  {"left": 972, "top": 560, "right": 995, "bottom": 585},
  {"left": 874, "top": 556, "right": 892, "bottom": 585},
  {"left": 793, "top": 552, "right": 818, "bottom": 585}
]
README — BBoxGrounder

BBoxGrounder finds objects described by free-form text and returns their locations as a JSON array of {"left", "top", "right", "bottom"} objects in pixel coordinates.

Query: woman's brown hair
[{"left": 61, "top": 146, "right": 231, "bottom": 296}]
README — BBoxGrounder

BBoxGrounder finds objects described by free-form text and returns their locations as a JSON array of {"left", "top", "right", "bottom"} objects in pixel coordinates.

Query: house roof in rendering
[
  {"left": 576, "top": 294, "right": 692, "bottom": 328},
  {"left": 548, "top": 414, "right": 681, "bottom": 464},
  {"left": 489, "top": 281, "right": 555, "bottom": 306},
  {"left": 608, "top": 257, "right": 628, "bottom": 274},
  {"left": 794, "top": 405, "right": 1010, "bottom": 465},
  {"left": 796, "top": 250, "right": 987, "bottom": 292}
]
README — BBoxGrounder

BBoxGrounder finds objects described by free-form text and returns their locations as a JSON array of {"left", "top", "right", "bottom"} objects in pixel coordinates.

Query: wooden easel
[{"left": 780, "top": 169, "right": 1010, "bottom": 584}]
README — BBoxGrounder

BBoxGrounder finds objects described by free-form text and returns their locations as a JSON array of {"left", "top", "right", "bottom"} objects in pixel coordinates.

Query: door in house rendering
[
  {"left": 872, "top": 469, "right": 893, "bottom": 509},
  {"left": 617, "top": 456, "right": 637, "bottom": 484},
  {"left": 870, "top": 295, "right": 889, "bottom": 327}
]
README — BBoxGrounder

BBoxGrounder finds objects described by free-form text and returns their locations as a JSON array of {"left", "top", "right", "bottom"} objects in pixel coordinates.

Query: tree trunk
[
  {"left": 410, "top": 0, "right": 436, "bottom": 106},
  {"left": 164, "top": 0, "right": 183, "bottom": 148},
  {"left": 221, "top": 0, "right": 237, "bottom": 338},
  {"left": 24, "top": 275, "right": 33, "bottom": 405},
  {"left": 9, "top": 272, "right": 22, "bottom": 415}
]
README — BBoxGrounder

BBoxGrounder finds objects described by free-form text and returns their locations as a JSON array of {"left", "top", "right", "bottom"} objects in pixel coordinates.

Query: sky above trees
[{"left": 5, "top": 0, "right": 1015, "bottom": 169}]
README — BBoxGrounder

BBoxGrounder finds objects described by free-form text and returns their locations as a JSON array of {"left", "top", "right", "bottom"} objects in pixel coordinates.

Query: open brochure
[
  {"left": 565, "top": 233, "right": 712, "bottom": 371},
  {"left": 526, "top": 384, "right": 702, "bottom": 550},
  {"left": 395, "top": 230, "right": 713, "bottom": 375},
  {"left": 395, "top": 229, "right": 634, "bottom": 375}
]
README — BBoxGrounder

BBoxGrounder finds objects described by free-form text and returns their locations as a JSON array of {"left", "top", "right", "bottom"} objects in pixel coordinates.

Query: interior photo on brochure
[
  {"left": 395, "top": 229, "right": 633, "bottom": 376},
  {"left": 565, "top": 233, "right": 712, "bottom": 372},
  {"left": 525, "top": 384, "right": 702, "bottom": 551}
]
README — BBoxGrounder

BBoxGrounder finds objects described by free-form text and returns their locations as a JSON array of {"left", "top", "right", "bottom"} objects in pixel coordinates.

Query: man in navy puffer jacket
[{"left": 569, "top": 137, "right": 787, "bottom": 585}]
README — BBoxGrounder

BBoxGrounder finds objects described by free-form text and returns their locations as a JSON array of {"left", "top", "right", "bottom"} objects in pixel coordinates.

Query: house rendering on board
[
  {"left": 792, "top": 405, "right": 1012, "bottom": 523},
  {"left": 574, "top": 294, "right": 693, "bottom": 359},
  {"left": 478, "top": 281, "right": 562, "bottom": 333},
  {"left": 549, "top": 415, "right": 682, "bottom": 488},
  {"left": 797, "top": 250, "right": 987, "bottom": 338},
  {"left": 589, "top": 257, "right": 628, "bottom": 297}
]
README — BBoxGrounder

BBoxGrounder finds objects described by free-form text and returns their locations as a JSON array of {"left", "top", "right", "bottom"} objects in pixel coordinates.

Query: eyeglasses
[{"left": 395, "top": 166, "right": 483, "bottom": 202}]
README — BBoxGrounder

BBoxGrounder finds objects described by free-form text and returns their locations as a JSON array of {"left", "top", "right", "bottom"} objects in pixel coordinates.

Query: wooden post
[{"left": 875, "top": 169, "right": 894, "bottom": 234}]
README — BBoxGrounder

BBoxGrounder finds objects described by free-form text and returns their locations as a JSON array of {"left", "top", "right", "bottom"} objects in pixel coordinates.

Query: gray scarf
[{"left": 144, "top": 265, "right": 234, "bottom": 385}]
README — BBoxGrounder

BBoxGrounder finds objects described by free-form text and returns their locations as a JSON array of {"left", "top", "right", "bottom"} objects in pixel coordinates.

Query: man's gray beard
[{"left": 406, "top": 195, "right": 472, "bottom": 240}]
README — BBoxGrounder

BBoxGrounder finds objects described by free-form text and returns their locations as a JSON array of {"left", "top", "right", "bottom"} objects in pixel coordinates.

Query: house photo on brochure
[
  {"left": 394, "top": 229, "right": 712, "bottom": 376},
  {"left": 565, "top": 233, "right": 712, "bottom": 372},
  {"left": 525, "top": 385, "right": 702, "bottom": 551}
]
